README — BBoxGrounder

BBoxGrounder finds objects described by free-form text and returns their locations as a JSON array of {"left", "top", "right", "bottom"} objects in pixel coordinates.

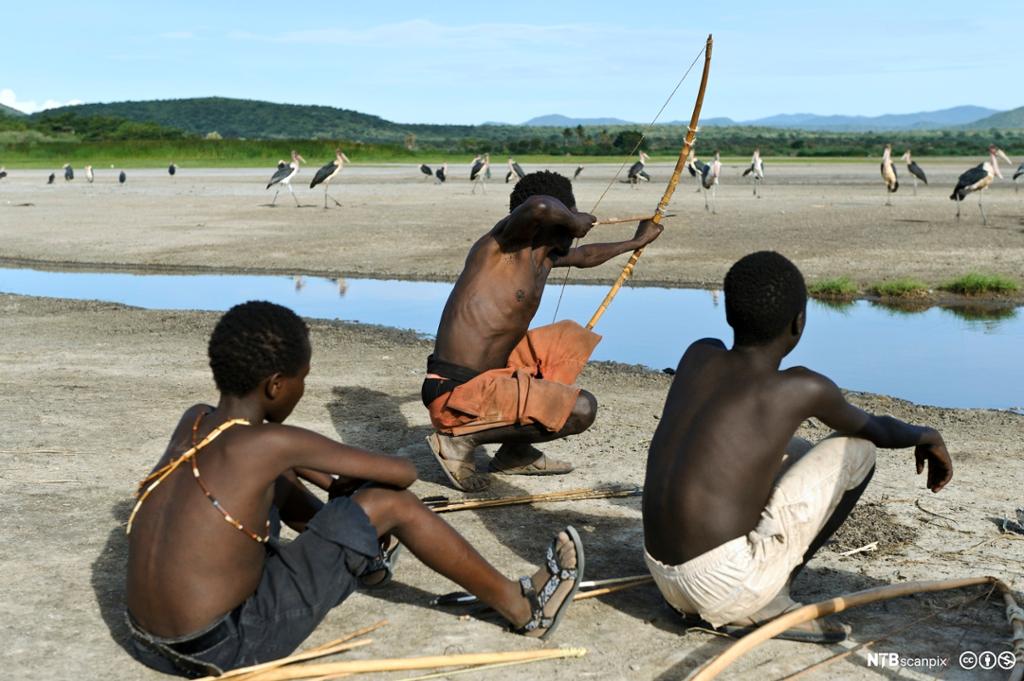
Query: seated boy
[
  {"left": 642, "top": 251, "right": 952, "bottom": 642},
  {"left": 125, "top": 301, "right": 584, "bottom": 677}
]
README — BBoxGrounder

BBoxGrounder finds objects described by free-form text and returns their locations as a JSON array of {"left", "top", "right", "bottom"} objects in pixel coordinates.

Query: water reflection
[{"left": 1, "top": 267, "right": 1021, "bottom": 411}]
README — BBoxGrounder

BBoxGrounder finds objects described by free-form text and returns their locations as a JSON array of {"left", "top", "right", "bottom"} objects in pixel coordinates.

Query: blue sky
[{"left": 3, "top": 1, "right": 1020, "bottom": 124}]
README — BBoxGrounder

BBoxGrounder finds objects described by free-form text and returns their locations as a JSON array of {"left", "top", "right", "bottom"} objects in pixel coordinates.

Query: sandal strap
[{"left": 512, "top": 575, "right": 551, "bottom": 633}]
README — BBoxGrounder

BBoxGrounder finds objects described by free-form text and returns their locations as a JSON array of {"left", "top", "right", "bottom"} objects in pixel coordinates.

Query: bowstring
[{"left": 550, "top": 43, "right": 708, "bottom": 323}]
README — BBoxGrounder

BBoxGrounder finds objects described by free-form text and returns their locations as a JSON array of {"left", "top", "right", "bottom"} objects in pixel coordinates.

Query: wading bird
[
  {"left": 881, "top": 144, "right": 899, "bottom": 205},
  {"left": 119, "top": 170, "right": 127, "bottom": 184},
  {"left": 900, "top": 150, "right": 927, "bottom": 195},
  {"left": 266, "top": 150, "right": 306, "bottom": 207},
  {"left": 505, "top": 157, "right": 525, "bottom": 184},
  {"left": 700, "top": 150, "right": 721, "bottom": 213},
  {"left": 1013, "top": 161, "right": 1023, "bottom": 193},
  {"left": 742, "top": 148, "right": 765, "bottom": 197},
  {"left": 63, "top": 163, "right": 74, "bottom": 182},
  {"left": 625, "top": 151, "right": 650, "bottom": 188},
  {"left": 309, "top": 148, "right": 351, "bottom": 209},
  {"left": 573, "top": 165, "right": 584, "bottom": 180},
  {"left": 85, "top": 165, "right": 94, "bottom": 183},
  {"left": 419, "top": 163, "right": 433, "bottom": 180},
  {"left": 47, "top": 172, "right": 55, "bottom": 185},
  {"left": 435, "top": 163, "right": 447, "bottom": 183},
  {"left": 470, "top": 153, "right": 490, "bottom": 193},
  {"left": 950, "top": 145, "right": 1012, "bottom": 225},
  {"left": 686, "top": 149, "right": 706, "bottom": 193},
  {"left": 168, "top": 162, "right": 177, "bottom": 177}
]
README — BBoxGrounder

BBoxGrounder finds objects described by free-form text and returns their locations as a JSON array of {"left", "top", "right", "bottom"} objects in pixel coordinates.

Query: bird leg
[
  {"left": 978, "top": 193, "right": 987, "bottom": 226},
  {"left": 711, "top": 185, "right": 717, "bottom": 215},
  {"left": 288, "top": 183, "right": 299, "bottom": 207},
  {"left": 327, "top": 190, "right": 342, "bottom": 207},
  {"left": 271, "top": 189, "right": 280, "bottom": 206},
  {"left": 703, "top": 187, "right": 709, "bottom": 211},
  {"left": 955, "top": 198, "right": 961, "bottom": 221},
  {"left": 912, "top": 177, "right": 918, "bottom": 196}
]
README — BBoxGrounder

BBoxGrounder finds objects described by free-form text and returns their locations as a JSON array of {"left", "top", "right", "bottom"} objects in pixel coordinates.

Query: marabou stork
[
  {"left": 118, "top": 170, "right": 127, "bottom": 185},
  {"left": 419, "top": 163, "right": 433, "bottom": 180},
  {"left": 880, "top": 144, "right": 898, "bottom": 205},
  {"left": 309, "top": 149, "right": 350, "bottom": 209},
  {"left": 168, "top": 162, "right": 177, "bottom": 177},
  {"left": 686, "top": 150, "right": 706, "bottom": 193},
  {"left": 470, "top": 153, "right": 490, "bottom": 193},
  {"left": 266, "top": 150, "right": 306, "bottom": 207},
  {"left": 900, "top": 150, "right": 927, "bottom": 195},
  {"left": 626, "top": 151, "right": 650, "bottom": 188},
  {"left": 700, "top": 151, "right": 721, "bottom": 213},
  {"left": 505, "top": 157, "right": 525, "bottom": 184},
  {"left": 742, "top": 148, "right": 765, "bottom": 198},
  {"left": 950, "top": 145, "right": 1012, "bottom": 225},
  {"left": 435, "top": 163, "right": 447, "bottom": 183},
  {"left": 1013, "top": 161, "right": 1023, "bottom": 193},
  {"left": 573, "top": 165, "right": 584, "bottom": 180},
  {"left": 63, "top": 163, "right": 74, "bottom": 182},
  {"left": 47, "top": 172, "right": 55, "bottom": 185},
  {"left": 85, "top": 165, "right": 94, "bottom": 184}
]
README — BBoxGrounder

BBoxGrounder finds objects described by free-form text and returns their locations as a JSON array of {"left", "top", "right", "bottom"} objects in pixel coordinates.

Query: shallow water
[{"left": 1, "top": 267, "right": 1021, "bottom": 411}]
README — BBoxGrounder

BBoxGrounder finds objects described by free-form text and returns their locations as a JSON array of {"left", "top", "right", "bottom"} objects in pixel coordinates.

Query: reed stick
[
  {"left": 230, "top": 648, "right": 587, "bottom": 681},
  {"left": 688, "top": 576, "right": 1022, "bottom": 680},
  {"left": 398, "top": 654, "right": 577, "bottom": 681},
  {"left": 573, "top": 576, "right": 653, "bottom": 601},
  {"left": 428, "top": 485, "right": 640, "bottom": 513}
]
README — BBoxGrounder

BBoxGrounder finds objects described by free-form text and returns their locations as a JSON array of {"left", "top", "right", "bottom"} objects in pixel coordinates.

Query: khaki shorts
[{"left": 645, "top": 436, "right": 876, "bottom": 628}]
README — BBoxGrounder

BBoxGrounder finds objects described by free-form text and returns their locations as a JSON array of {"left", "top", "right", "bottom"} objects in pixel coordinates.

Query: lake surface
[{"left": 1, "top": 267, "right": 1021, "bottom": 411}]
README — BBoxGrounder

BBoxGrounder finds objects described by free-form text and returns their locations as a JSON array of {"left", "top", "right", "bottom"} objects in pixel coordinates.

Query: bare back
[{"left": 643, "top": 341, "right": 813, "bottom": 565}]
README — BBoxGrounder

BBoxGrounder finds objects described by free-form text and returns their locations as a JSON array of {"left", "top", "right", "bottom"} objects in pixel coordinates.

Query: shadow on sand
[{"left": 91, "top": 499, "right": 134, "bottom": 655}]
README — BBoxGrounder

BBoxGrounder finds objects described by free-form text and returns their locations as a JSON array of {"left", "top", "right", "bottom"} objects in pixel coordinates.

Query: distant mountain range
[
  {"left": 965, "top": 105, "right": 1024, "bottom": 129},
  {"left": 0, "top": 102, "right": 27, "bottom": 117},
  {"left": 525, "top": 106, "right": 1005, "bottom": 131}
]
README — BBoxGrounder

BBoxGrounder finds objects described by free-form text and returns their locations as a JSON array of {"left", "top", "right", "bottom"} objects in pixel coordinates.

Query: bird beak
[
  {"left": 298, "top": 155, "right": 307, "bottom": 164},
  {"left": 342, "top": 154, "right": 350, "bottom": 163},
  {"left": 997, "top": 149, "right": 1012, "bottom": 166}
]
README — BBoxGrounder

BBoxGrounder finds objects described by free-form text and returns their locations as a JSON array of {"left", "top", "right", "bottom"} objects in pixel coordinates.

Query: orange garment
[{"left": 427, "top": 320, "right": 602, "bottom": 436}]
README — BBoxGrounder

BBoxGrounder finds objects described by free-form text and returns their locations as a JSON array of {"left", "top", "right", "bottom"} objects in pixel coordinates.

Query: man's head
[
  {"left": 209, "top": 301, "right": 311, "bottom": 418},
  {"left": 724, "top": 251, "right": 807, "bottom": 348},
  {"left": 509, "top": 170, "right": 575, "bottom": 213}
]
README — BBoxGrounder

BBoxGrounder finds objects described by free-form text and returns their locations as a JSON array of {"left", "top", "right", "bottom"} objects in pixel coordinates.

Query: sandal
[
  {"left": 359, "top": 534, "right": 402, "bottom": 589},
  {"left": 511, "top": 526, "right": 585, "bottom": 640},
  {"left": 425, "top": 433, "right": 491, "bottom": 492}
]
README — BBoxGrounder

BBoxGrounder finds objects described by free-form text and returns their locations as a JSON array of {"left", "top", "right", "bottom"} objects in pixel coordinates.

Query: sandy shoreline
[
  {"left": 2, "top": 293, "right": 1021, "bottom": 679},
  {"left": 1, "top": 162, "right": 1022, "bottom": 302}
]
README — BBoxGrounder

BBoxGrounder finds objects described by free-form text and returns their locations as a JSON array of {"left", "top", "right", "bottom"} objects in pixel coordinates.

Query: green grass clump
[
  {"left": 808, "top": 277, "right": 859, "bottom": 299},
  {"left": 940, "top": 273, "right": 1019, "bottom": 296},
  {"left": 871, "top": 278, "right": 929, "bottom": 298}
]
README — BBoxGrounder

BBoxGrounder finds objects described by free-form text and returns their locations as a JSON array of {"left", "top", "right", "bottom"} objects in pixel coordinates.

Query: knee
[
  {"left": 354, "top": 487, "right": 420, "bottom": 528},
  {"left": 568, "top": 390, "right": 597, "bottom": 433}
]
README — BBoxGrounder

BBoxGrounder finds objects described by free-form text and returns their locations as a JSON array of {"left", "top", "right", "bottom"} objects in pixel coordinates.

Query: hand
[
  {"left": 633, "top": 219, "right": 664, "bottom": 246},
  {"left": 915, "top": 430, "right": 952, "bottom": 492},
  {"left": 328, "top": 475, "right": 363, "bottom": 500},
  {"left": 570, "top": 212, "right": 597, "bottom": 238}
]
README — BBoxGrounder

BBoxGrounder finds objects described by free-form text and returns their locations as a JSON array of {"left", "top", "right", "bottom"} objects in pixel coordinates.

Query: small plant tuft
[
  {"left": 871, "top": 278, "right": 929, "bottom": 298},
  {"left": 808, "top": 277, "right": 858, "bottom": 299},
  {"left": 940, "top": 273, "right": 1019, "bottom": 296}
]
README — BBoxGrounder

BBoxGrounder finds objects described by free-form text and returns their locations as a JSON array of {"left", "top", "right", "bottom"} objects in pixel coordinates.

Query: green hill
[
  {"left": 965, "top": 106, "right": 1024, "bottom": 129},
  {"left": 0, "top": 102, "right": 27, "bottom": 117}
]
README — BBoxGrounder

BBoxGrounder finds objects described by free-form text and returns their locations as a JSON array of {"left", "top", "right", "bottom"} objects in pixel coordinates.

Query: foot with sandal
[{"left": 421, "top": 170, "right": 662, "bottom": 492}]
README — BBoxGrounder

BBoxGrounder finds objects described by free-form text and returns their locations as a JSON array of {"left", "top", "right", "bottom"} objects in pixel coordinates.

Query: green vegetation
[
  {"left": 871, "top": 278, "right": 929, "bottom": 298},
  {"left": 964, "top": 105, "right": 1024, "bottom": 130},
  {"left": 940, "top": 273, "right": 1020, "bottom": 296},
  {"left": 808, "top": 277, "right": 859, "bottom": 299}
]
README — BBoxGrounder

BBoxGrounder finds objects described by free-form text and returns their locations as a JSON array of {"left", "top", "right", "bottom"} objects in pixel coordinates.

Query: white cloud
[{"left": 0, "top": 88, "right": 82, "bottom": 114}]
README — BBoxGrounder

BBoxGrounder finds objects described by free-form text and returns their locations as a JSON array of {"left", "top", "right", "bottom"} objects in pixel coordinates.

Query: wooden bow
[{"left": 585, "top": 34, "right": 713, "bottom": 331}]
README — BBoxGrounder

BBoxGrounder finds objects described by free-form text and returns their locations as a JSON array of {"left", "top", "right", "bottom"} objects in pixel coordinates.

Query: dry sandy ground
[
  {"left": 2, "top": 294, "right": 1022, "bottom": 680},
  {"left": 1, "top": 161, "right": 1022, "bottom": 295}
]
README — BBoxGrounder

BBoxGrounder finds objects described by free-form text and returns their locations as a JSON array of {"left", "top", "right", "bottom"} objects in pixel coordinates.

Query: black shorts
[{"left": 126, "top": 497, "right": 379, "bottom": 677}]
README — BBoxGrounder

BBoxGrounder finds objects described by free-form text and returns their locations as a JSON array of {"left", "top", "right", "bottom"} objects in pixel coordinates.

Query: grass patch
[
  {"left": 808, "top": 277, "right": 859, "bottom": 299},
  {"left": 940, "top": 273, "right": 1019, "bottom": 296},
  {"left": 871, "top": 278, "right": 929, "bottom": 298}
]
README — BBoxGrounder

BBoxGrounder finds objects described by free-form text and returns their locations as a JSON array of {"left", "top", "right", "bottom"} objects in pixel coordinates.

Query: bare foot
[
  {"left": 490, "top": 443, "right": 574, "bottom": 476},
  {"left": 425, "top": 432, "right": 490, "bottom": 492},
  {"left": 512, "top": 526, "right": 584, "bottom": 640}
]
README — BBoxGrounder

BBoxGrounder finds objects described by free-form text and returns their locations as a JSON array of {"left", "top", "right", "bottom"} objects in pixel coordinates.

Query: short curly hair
[
  {"left": 509, "top": 170, "right": 575, "bottom": 212},
  {"left": 724, "top": 251, "right": 807, "bottom": 345},
  {"left": 208, "top": 301, "right": 310, "bottom": 396}
]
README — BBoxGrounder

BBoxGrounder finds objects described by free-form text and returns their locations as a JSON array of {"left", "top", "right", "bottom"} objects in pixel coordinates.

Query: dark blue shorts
[{"left": 126, "top": 496, "right": 379, "bottom": 677}]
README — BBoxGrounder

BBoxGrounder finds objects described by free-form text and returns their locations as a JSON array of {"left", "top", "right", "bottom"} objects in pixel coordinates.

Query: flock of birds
[
  {"left": 880, "top": 143, "right": 1018, "bottom": 224},
  {"left": 4, "top": 145, "right": 1020, "bottom": 223}
]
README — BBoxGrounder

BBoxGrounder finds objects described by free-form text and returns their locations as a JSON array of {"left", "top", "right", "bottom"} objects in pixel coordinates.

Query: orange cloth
[{"left": 427, "top": 320, "right": 602, "bottom": 436}]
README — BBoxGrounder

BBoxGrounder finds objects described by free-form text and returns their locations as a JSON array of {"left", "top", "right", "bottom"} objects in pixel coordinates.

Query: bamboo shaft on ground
[
  {"left": 586, "top": 34, "right": 713, "bottom": 332},
  {"left": 688, "top": 576, "right": 1017, "bottom": 680},
  {"left": 234, "top": 648, "right": 587, "bottom": 681},
  {"left": 574, "top": 576, "right": 653, "bottom": 600}
]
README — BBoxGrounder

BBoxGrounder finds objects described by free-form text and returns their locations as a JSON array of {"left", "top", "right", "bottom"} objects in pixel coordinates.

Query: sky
[{"left": 3, "top": 1, "right": 1021, "bottom": 125}]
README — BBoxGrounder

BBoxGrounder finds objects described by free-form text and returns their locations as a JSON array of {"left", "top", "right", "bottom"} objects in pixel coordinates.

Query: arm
[
  {"left": 273, "top": 470, "right": 325, "bottom": 533},
  {"left": 551, "top": 219, "right": 663, "bottom": 269},
  {"left": 799, "top": 370, "right": 952, "bottom": 492},
  {"left": 498, "top": 195, "right": 595, "bottom": 244},
  {"left": 265, "top": 425, "right": 418, "bottom": 490}
]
